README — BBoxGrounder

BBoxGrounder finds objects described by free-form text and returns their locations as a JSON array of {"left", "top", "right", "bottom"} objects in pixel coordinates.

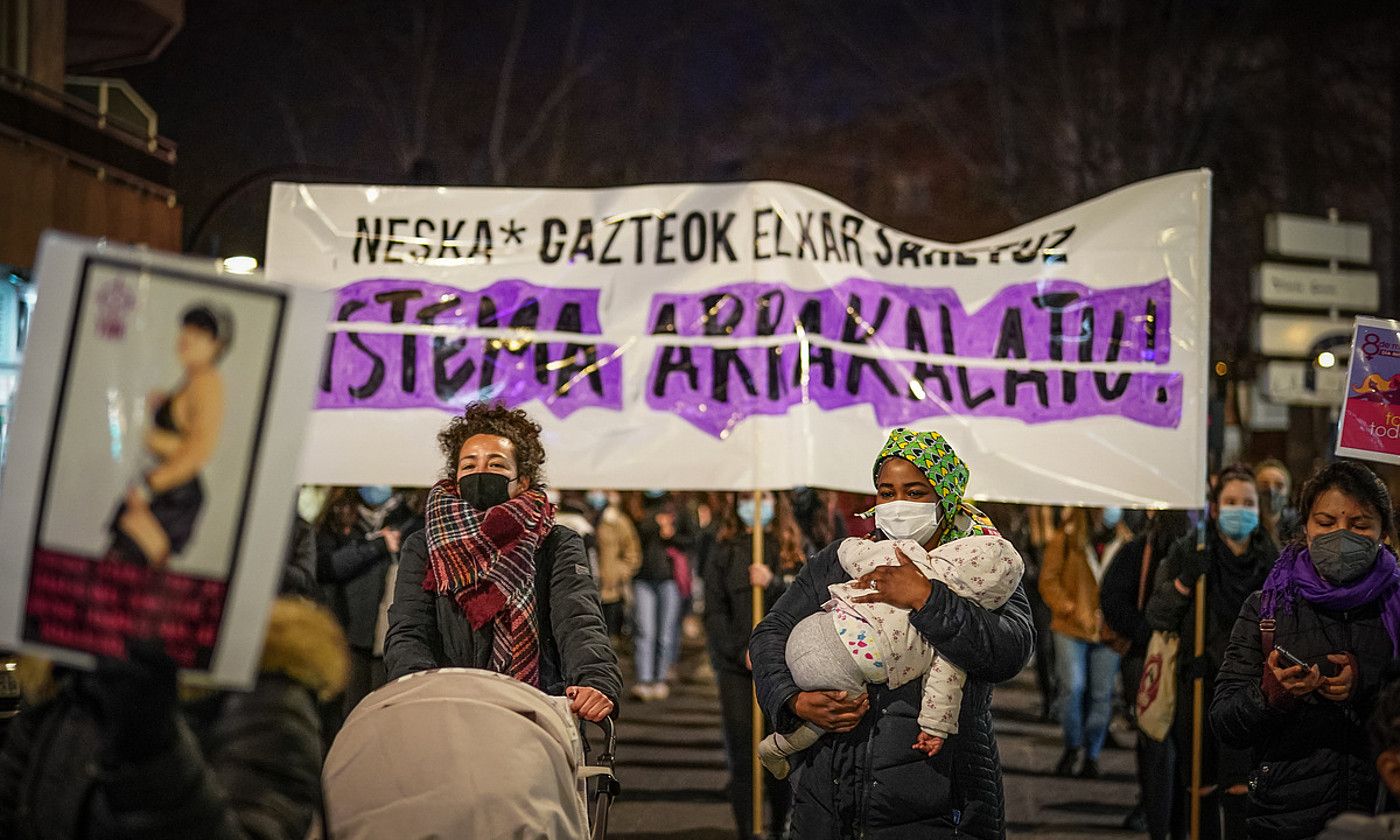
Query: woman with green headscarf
[{"left": 750, "top": 428, "right": 1036, "bottom": 840}]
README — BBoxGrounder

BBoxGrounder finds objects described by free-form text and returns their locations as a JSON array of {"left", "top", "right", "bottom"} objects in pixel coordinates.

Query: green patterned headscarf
[{"left": 873, "top": 427, "right": 997, "bottom": 545}]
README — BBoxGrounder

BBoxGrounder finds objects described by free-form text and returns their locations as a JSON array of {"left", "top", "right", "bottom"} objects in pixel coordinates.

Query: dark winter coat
[
  {"left": 1212, "top": 590, "right": 1397, "bottom": 839},
  {"left": 316, "top": 505, "right": 420, "bottom": 652},
  {"left": 383, "top": 526, "right": 624, "bottom": 706},
  {"left": 1100, "top": 534, "right": 1158, "bottom": 657},
  {"left": 1146, "top": 531, "right": 1277, "bottom": 682},
  {"left": 634, "top": 498, "right": 697, "bottom": 582},
  {"left": 1146, "top": 530, "right": 1277, "bottom": 787},
  {"left": 703, "top": 532, "right": 789, "bottom": 675},
  {"left": 0, "top": 598, "right": 348, "bottom": 840},
  {"left": 280, "top": 516, "right": 319, "bottom": 603},
  {"left": 749, "top": 538, "right": 1036, "bottom": 840}
]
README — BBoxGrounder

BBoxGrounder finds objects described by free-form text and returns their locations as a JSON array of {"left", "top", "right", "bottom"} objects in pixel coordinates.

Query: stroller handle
[
  {"left": 583, "top": 715, "right": 617, "bottom": 765},
  {"left": 580, "top": 716, "right": 619, "bottom": 840}
]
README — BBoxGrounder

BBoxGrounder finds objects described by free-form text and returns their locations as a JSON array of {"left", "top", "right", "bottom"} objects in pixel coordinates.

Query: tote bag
[{"left": 1136, "top": 630, "right": 1179, "bottom": 741}]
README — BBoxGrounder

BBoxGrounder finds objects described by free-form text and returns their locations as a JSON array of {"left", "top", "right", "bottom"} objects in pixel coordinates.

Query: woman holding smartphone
[
  {"left": 1146, "top": 464, "right": 1277, "bottom": 840},
  {"left": 1212, "top": 461, "right": 1400, "bottom": 840}
]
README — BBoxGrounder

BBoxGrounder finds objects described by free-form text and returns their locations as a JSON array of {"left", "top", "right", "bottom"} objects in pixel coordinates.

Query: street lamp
[{"left": 1316, "top": 350, "right": 1337, "bottom": 369}]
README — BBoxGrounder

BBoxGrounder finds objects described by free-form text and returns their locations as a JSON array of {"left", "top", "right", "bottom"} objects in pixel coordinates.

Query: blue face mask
[
  {"left": 1216, "top": 505, "right": 1259, "bottom": 541},
  {"left": 1102, "top": 507, "right": 1123, "bottom": 529},
  {"left": 586, "top": 491, "right": 609, "bottom": 511},
  {"left": 358, "top": 485, "right": 392, "bottom": 507},
  {"left": 738, "top": 498, "right": 775, "bottom": 528}
]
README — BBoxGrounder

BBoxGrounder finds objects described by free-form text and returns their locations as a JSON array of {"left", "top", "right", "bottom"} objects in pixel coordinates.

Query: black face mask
[{"left": 458, "top": 472, "right": 514, "bottom": 511}]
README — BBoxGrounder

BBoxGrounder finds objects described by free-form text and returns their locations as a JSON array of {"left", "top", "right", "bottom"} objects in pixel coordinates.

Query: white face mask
[
  {"left": 874, "top": 500, "right": 941, "bottom": 546},
  {"left": 297, "top": 486, "right": 329, "bottom": 523}
]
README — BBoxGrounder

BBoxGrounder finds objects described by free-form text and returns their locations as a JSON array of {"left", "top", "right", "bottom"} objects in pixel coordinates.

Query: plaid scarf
[{"left": 422, "top": 479, "right": 555, "bottom": 687}]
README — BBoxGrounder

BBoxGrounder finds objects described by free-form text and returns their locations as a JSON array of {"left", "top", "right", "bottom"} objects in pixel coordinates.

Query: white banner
[{"left": 266, "top": 171, "right": 1210, "bottom": 507}]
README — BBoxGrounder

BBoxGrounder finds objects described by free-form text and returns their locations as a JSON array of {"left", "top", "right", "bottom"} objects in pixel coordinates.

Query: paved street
[{"left": 609, "top": 638, "right": 1142, "bottom": 840}]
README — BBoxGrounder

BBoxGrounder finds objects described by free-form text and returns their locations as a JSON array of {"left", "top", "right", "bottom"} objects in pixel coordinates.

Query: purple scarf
[{"left": 1259, "top": 542, "right": 1400, "bottom": 656}]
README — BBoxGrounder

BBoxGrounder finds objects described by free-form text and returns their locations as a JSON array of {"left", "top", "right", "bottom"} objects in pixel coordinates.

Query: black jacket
[
  {"left": 634, "top": 498, "right": 698, "bottom": 582},
  {"left": 384, "top": 526, "right": 624, "bottom": 706},
  {"left": 1100, "top": 534, "right": 1157, "bottom": 657},
  {"left": 1212, "top": 590, "right": 1397, "bottom": 839},
  {"left": 1146, "top": 531, "right": 1277, "bottom": 678},
  {"left": 316, "top": 504, "right": 421, "bottom": 652},
  {"left": 0, "top": 598, "right": 343, "bottom": 840},
  {"left": 749, "top": 538, "right": 1036, "bottom": 840},
  {"left": 280, "top": 516, "right": 319, "bottom": 602},
  {"left": 703, "top": 532, "right": 788, "bottom": 675}
]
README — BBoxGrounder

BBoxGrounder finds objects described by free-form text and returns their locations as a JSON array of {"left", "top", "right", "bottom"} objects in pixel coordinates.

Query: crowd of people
[
  {"left": 1, "top": 399, "right": 1399, "bottom": 840},
  {"left": 980, "top": 458, "right": 1400, "bottom": 840}
]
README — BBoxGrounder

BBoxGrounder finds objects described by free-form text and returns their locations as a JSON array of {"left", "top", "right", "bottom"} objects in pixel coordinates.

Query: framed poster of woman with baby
[{"left": 0, "top": 233, "right": 324, "bottom": 688}]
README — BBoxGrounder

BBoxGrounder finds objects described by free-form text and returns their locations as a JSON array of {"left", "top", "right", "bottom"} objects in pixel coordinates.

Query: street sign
[
  {"left": 1248, "top": 383, "right": 1288, "bottom": 431},
  {"left": 1255, "top": 312, "right": 1354, "bottom": 358},
  {"left": 1265, "top": 212, "right": 1371, "bottom": 264},
  {"left": 1261, "top": 359, "right": 1349, "bottom": 406},
  {"left": 1252, "top": 262, "right": 1380, "bottom": 312}
]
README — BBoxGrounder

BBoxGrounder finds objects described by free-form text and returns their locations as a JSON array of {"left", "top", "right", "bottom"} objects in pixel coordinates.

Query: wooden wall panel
[{"left": 0, "top": 137, "right": 181, "bottom": 268}]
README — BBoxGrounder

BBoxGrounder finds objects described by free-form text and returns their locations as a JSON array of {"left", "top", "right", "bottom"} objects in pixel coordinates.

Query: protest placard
[
  {"left": 1337, "top": 316, "right": 1400, "bottom": 466},
  {"left": 0, "top": 234, "right": 325, "bottom": 688}
]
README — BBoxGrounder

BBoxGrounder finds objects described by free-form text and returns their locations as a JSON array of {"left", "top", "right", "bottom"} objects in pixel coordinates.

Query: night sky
[{"left": 116, "top": 0, "right": 1397, "bottom": 360}]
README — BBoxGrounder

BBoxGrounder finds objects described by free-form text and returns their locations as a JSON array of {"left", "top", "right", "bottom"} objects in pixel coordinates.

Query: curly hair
[
  {"left": 436, "top": 401, "right": 547, "bottom": 486},
  {"left": 1294, "top": 460, "right": 1396, "bottom": 545}
]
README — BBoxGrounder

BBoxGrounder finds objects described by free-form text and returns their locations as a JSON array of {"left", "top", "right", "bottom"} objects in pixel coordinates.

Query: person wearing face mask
[
  {"left": 750, "top": 428, "right": 1035, "bottom": 840},
  {"left": 627, "top": 490, "right": 696, "bottom": 701},
  {"left": 701, "top": 491, "right": 804, "bottom": 839},
  {"left": 586, "top": 490, "right": 642, "bottom": 642},
  {"left": 1213, "top": 460, "right": 1400, "bottom": 840},
  {"left": 759, "top": 509, "right": 1024, "bottom": 776},
  {"left": 1256, "top": 458, "right": 1299, "bottom": 545},
  {"left": 315, "top": 485, "right": 420, "bottom": 733},
  {"left": 276, "top": 486, "right": 324, "bottom": 604},
  {"left": 1147, "top": 463, "right": 1278, "bottom": 840},
  {"left": 383, "top": 402, "right": 621, "bottom": 723}
]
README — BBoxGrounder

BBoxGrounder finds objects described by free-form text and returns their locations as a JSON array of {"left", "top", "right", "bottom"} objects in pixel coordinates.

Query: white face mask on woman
[{"left": 874, "top": 500, "right": 941, "bottom": 546}]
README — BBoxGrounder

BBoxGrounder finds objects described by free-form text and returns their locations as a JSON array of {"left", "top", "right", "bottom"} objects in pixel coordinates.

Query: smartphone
[{"left": 1274, "top": 645, "right": 1310, "bottom": 671}]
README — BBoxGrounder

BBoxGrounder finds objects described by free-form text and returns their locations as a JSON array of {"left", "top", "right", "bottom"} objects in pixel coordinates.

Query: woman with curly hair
[{"left": 383, "top": 402, "right": 622, "bottom": 722}]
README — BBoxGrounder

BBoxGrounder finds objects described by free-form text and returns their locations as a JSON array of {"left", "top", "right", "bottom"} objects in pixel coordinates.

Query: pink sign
[{"left": 1337, "top": 316, "right": 1400, "bottom": 466}]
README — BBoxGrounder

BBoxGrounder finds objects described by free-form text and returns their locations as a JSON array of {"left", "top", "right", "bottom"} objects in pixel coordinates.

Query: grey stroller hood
[{"left": 322, "top": 668, "right": 607, "bottom": 840}]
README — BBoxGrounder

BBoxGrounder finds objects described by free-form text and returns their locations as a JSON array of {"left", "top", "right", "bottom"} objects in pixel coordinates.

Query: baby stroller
[{"left": 320, "top": 668, "right": 618, "bottom": 840}]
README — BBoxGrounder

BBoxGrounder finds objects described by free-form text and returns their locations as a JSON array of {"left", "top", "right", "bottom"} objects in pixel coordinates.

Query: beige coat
[
  {"left": 596, "top": 505, "right": 641, "bottom": 604},
  {"left": 1038, "top": 525, "right": 1106, "bottom": 643}
]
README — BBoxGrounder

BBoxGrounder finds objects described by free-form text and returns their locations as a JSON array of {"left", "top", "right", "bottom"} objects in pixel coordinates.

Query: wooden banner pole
[
  {"left": 751, "top": 488, "right": 766, "bottom": 840},
  {"left": 1190, "top": 574, "right": 1206, "bottom": 840}
]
